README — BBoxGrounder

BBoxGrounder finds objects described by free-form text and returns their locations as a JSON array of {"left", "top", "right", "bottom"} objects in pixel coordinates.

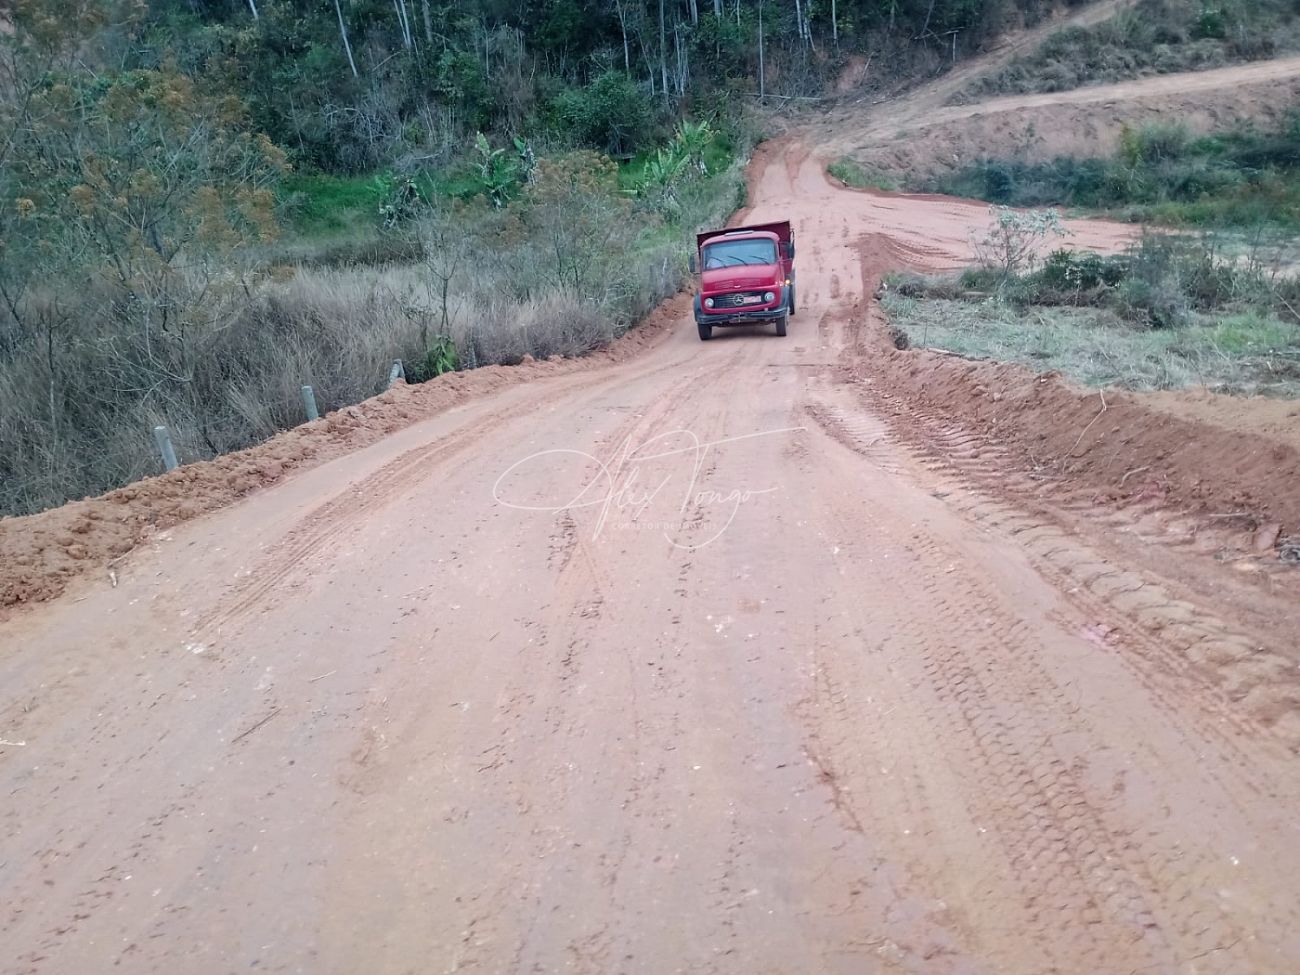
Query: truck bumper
[{"left": 693, "top": 296, "right": 787, "bottom": 327}]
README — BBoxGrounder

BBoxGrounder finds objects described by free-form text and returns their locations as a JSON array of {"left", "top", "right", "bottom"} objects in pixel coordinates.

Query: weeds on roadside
[
  {"left": 972, "top": 206, "right": 1070, "bottom": 284},
  {"left": 884, "top": 230, "right": 1300, "bottom": 394},
  {"left": 0, "top": 142, "right": 748, "bottom": 517},
  {"left": 828, "top": 158, "right": 898, "bottom": 191}
]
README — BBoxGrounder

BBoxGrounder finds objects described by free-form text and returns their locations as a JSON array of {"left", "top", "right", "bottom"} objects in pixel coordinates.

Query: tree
[
  {"left": 334, "top": 0, "right": 359, "bottom": 78},
  {"left": 1, "top": 53, "right": 286, "bottom": 401},
  {"left": 551, "top": 71, "right": 657, "bottom": 155},
  {"left": 526, "top": 152, "right": 632, "bottom": 293},
  {"left": 973, "top": 206, "right": 1069, "bottom": 283}
]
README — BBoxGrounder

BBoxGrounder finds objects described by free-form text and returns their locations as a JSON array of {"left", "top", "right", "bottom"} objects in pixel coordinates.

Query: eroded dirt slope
[
  {"left": 821, "top": 54, "right": 1300, "bottom": 182},
  {"left": 2, "top": 144, "right": 1299, "bottom": 975}
]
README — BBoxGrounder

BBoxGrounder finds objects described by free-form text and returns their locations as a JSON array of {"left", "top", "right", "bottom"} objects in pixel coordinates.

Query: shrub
[
  {"left": 1120, "top": 122, "right": 1192, "bottom": 165},
  {"left": 972, "top": 207, "right": 1070, "bottom": 283},
  {"left": 957, "top": 267, "right": 1006, "bottom": 293},
  {"left": 929, "top": 109, "right": 1300, "bottom": 231},
  {"left": 1191, "top": 6, "right": 1229, "bottom": 40},
  {"left": 550, "top": 72, "right": 658, "bottom": 155},
  {"left": 1037, "top": 249, "right": 1128, "bottom": 292}
]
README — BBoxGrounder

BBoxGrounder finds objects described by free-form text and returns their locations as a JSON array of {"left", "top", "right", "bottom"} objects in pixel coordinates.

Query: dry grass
[
  {"left": 0, "top": 255, "right": 678, "bottom": 516},
  {"left": 0, "top": 154, "right": 746, "bottom": 516},
  {"left": 882, "top": 293, "right": 1300, "bottom": 394}
]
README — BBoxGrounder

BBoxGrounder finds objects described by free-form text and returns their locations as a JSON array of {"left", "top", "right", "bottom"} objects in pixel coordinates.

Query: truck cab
[{"left": 690, "top": 221, "right": 796, "bottom": 340}]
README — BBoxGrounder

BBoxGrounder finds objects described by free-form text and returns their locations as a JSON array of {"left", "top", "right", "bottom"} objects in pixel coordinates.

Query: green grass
[
  {"left": 883, "top": 294, "right": 1300, "bottom": 394},
  {"left": 827, "top": 157, "right": 897, "bottom": 191},
  {"left": 1204, "top": 312, "right": 1300, "bottom": 355},
  {"left": 928, "top": 115, "right": 1300, "bottom": 231},
  {"left": 279, "top": 172, "right": 390, "bottom": 235},
  {"left": 280, "top": 168, "right": 484, "bottom": 237}
]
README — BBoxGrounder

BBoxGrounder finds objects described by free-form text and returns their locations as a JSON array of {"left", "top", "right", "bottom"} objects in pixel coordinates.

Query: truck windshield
[{"left": 703, "top": 238, "right": 778, "bottom": 268}]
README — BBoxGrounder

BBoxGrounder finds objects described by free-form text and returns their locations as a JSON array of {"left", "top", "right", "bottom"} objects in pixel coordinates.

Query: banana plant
[
  {"left": 513, "top": 136, "right": 537, "bottom": 183},
  {"left": 633, "top": 145, "right": 689, "bottom": 215},
  {"left": 672, "top": 119, "right": 714, "bottom": 177},
  {"left": 474, "top": 132, "right": 518, "bottom": 208},
  {"left": 643, "top": 145, "right": 689, "bottom": 188}
]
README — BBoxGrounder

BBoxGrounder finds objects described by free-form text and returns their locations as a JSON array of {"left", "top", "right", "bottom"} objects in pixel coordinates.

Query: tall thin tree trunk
[
  {"left": 674, "top": 23, "right": 688, "bottom": 95},
  {"left": 689, "top": 0, "right": 698, "bottom": 25},
  {"left": 658, "top": 0, "right": 668, "bottom": 98},
  {"left": 713, "top": 0, "right": 721, "bottom": 16},
  {"left": 832, "top": 0, "right": 837, "bottom": 47},
  {"left": 246, "top": 0, "right": 259, "bottom": 20},
  {"left": 758, "top": 0, "right": 764, "bottom": 100},
  {"left": 421, "top": 0, "right": 433, "bottom": 45},
  {"left": 394, "top": 0, "right": 412, "bottom": 48},
  {"left": 334, "top": 0, "right": 359, "bottom": 77},
  {"left": 920, "top": 0, "right": 937, "bottom": 39},
  {"left": 614, "top": 0, "right": 631, "bottom": 72}
]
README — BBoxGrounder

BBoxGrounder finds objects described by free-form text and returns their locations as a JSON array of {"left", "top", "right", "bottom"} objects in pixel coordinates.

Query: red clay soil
[
  {"left": 6, "top": 137, "right": 1300, "bottom": 975},
  {"left": 0, "top": 295, "right": 687, "bottom": 612},
  {"left": 859, "top": 347, "right": 1300, "bottom": 539}
]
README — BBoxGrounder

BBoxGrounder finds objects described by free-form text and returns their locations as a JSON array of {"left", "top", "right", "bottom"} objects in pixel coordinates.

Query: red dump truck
[{"left": 689, "top": 220, "right": 796, "bottom": 341}]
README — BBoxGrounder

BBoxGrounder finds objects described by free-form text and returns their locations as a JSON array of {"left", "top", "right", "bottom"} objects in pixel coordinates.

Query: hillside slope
[{"left": 820, "top": 54, "right": 1300, "bottom": 181}]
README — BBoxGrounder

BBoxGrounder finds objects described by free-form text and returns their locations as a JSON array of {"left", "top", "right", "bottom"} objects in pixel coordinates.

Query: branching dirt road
[
  {"left": 3, "top": 149, "right": 1300, "bottom": 975},
  {"left": 820, "top": 49, "right": 1300, "bottom": 183}
]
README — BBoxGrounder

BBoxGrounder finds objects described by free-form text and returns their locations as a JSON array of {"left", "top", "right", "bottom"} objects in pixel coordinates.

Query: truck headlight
[
  {"left": 704, "top": 298, "right": 714, "bottom": 309},
  {"left": 764, "top": 291, "right": 775, "bottom": 303}
]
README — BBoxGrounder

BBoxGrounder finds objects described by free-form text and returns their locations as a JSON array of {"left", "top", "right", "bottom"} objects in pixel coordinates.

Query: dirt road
[
  {"left": 820, "top": 52, "right": 1300, "bottom": 182},
  {"left": 3, "top": 149, "right": 1299, "bottom": 975}
]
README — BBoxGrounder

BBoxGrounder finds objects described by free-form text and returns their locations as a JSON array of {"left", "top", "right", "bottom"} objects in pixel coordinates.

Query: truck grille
[{"left": 714, "top": 291, "right": 766, "bottom": 309}]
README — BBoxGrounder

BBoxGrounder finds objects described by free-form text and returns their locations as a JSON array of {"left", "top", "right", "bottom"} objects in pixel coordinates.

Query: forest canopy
[{"left": 4, "top": 0, "right": 1079, "bottom": 172}]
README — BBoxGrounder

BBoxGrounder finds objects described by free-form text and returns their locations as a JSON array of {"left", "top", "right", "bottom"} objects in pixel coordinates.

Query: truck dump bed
[{"left": 696, "top": 221, "right": 793, "bottom": 258}]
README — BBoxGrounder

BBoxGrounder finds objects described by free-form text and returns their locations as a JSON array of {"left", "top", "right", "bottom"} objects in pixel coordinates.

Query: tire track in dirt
[
  {"left": 794, "top": 378, "right": 1299, "bottom": 972},
  {"left": 397, "top": 347, "right": 754, "bottom": 973},
  {"left": 194, "top": 360, "right": 691, "bottom": 635},
  {"left": 854, "top": 387, "right": 1300, "bottom": 753},
  {"left": 7, "top": 111, "right": 1300, "bottom": 975}
]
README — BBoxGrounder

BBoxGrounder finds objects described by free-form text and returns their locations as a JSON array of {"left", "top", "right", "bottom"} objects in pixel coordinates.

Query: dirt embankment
[
  {"left": 825, "top": 56, "right": 1300, "bottom": 183},
  {"left": 861, "top": 344, "right": 1300, "bottom": 547}
]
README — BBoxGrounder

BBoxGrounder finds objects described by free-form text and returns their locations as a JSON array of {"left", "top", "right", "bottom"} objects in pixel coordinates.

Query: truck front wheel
[
  {"left": 775, "top": 314, "right": 788, "bottom": 337},
  {"left": 697, "top": 320, "right": 713, "bottom": 341}
]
